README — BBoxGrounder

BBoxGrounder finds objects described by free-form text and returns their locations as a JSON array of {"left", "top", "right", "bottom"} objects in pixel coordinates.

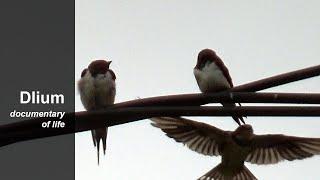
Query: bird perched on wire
[
  {"left": 78, "top": 60, "right": 116, "bottom": 164},
  {"left": 194, "top": 49, "right": 245, "bottom": 125},
  {"left": 151, "top": 117, "right": 320, "bottom": 180}
]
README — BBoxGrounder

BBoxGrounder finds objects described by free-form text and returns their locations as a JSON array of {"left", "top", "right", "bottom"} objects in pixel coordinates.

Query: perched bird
[
  {"left": 78, "top": 60, "right": 116, "bottom": 164},
  {"left": 151, "top": 117, "right": 320, "bottom": 180},
  {"left": 193, "top": 49, "right": 245, "bottom": 125}
]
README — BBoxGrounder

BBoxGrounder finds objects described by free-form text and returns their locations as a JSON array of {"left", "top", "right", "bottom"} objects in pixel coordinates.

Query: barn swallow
[
  {"left": 78, "top": 60, "right": 116, "bottom": 164},
  {"left": 194, "top": 49, "right": 245, "bottom": 125},
  {"left": 151, "top": 117, "right": 320, "bottom": 179}
]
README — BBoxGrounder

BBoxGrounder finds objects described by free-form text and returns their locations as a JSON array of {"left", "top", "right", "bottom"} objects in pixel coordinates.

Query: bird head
[
  {"left": 195, "top": 49, "right": 217, "bottom": 70},
  {"left": 232, "top": 124, "right": 254, "bottom": 145},
  {"left": 87, "top": 60, "right": 112, "bottom": 77}
]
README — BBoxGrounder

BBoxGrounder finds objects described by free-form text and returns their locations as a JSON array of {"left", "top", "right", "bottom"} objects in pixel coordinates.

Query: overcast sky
[{"left": 75, "top": 1, "right": 320, "bottom": 179}]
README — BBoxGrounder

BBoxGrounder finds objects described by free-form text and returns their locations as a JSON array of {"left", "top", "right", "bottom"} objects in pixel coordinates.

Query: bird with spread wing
[{"left": 151, "top": 117, "right": 320, "bottom": 180}]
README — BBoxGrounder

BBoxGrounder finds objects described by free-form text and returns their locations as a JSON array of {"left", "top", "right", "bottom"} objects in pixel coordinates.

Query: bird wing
[
  {"left": 107, "top": 69, "right": 116, "bottom": 80},
  {"left": 214, "top": 56, "right": 234, "bottom": 87},
  {"left": 246, "top": 134, "right": 320, "bottom": 164},
  {"left": 150, "top": 117, "right": 229, "bottom": 156}
]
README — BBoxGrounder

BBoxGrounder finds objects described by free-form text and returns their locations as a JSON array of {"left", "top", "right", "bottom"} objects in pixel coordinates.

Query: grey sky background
[{"left": 75, "top": 1, "right": 320, "bottom": 179}]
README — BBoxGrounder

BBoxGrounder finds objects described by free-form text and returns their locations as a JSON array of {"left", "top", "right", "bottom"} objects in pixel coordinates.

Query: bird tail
[
  {"left": 222, "top": 103, "right": 246, "bottom": 125},
  {"left": 198, "top": 163, "right": 257, "bottom": 180},
  {"left": 91, "top": 128, "right": 108, "bottom": 164}
]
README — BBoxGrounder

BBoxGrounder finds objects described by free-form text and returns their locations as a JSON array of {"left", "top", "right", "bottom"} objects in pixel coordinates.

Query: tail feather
[
  {"left": 198, "top": 163, "right": 257, "bottom": 180},
  {"left": 198, "top": 164, "right": 224, "bottom": 180},
  {"left": 102, "top": 128, "right": 108, "bottom": 155},
  {"left": 222, "top": 103, "right": 246, "bottom": 125},
  {"left": 97, "top": 139, "right": 100, "bottom": 164},
  {"left": 238, "top": 103, "right": 247, "bottom": 119},
  {"left": 91, "top": 130, "right": 97, "bottom": 147},
  {"left": 92, "top": 127, "right": 108, "bottom": 164}
]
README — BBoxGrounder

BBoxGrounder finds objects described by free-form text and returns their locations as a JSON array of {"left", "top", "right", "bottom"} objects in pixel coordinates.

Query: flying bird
[
  {"left": 151, "top": 117, "right": 320, "bottom": 180},
  {"left": 193, "top": 49, "right": 245, "bottom": 125},
  {"left": 78, "top": 60, "right": 116, "bottom": 164}
]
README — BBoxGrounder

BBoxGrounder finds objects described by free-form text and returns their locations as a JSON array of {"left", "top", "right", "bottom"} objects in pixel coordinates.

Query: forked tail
[
  {"left": 198, "top": 163, "right": 257, "bottom": 180},
  {"left": 222, "top": 103, "right": 246, "bottom": 126},
  {"left": 91, "top": 128, "right": 108, "bottom": 164}
]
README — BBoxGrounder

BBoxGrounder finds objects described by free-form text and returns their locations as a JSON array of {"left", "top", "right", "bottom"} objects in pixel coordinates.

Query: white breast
[
  {"left": 193, "top": 62, "right": 231, "bottom": 93},
  {"left": 78, "top": 71, "right": 116, "bottom": 110}
]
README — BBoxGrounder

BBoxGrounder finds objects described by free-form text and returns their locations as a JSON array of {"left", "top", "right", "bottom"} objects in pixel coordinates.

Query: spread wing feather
[
  {"left": 150, "top": 117, "right": 229, "bottom": 156},
  {"left": 246, "top": 134, "right": 320, "bottom": 164}
]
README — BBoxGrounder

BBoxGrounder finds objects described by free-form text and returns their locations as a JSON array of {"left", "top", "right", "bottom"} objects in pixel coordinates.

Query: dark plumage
[
  {"left": 78, "top": 59, "right": 116, "bottom": 164},
  {"left": 194, "top": 49, "right": 245, "bottom": 125},
  {"left": 151, "top": 117, "right": 320, "bottom": 180}
]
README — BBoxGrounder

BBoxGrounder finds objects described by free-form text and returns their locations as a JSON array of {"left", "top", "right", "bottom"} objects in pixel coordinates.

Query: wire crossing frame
[{"left": 0, "top": 65, "right": 319, "bottom": 147}]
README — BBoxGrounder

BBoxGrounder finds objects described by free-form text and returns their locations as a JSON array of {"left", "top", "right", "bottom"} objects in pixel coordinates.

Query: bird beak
[{"left": 107, "top": 61, "right": 112, "bottom": 65}]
